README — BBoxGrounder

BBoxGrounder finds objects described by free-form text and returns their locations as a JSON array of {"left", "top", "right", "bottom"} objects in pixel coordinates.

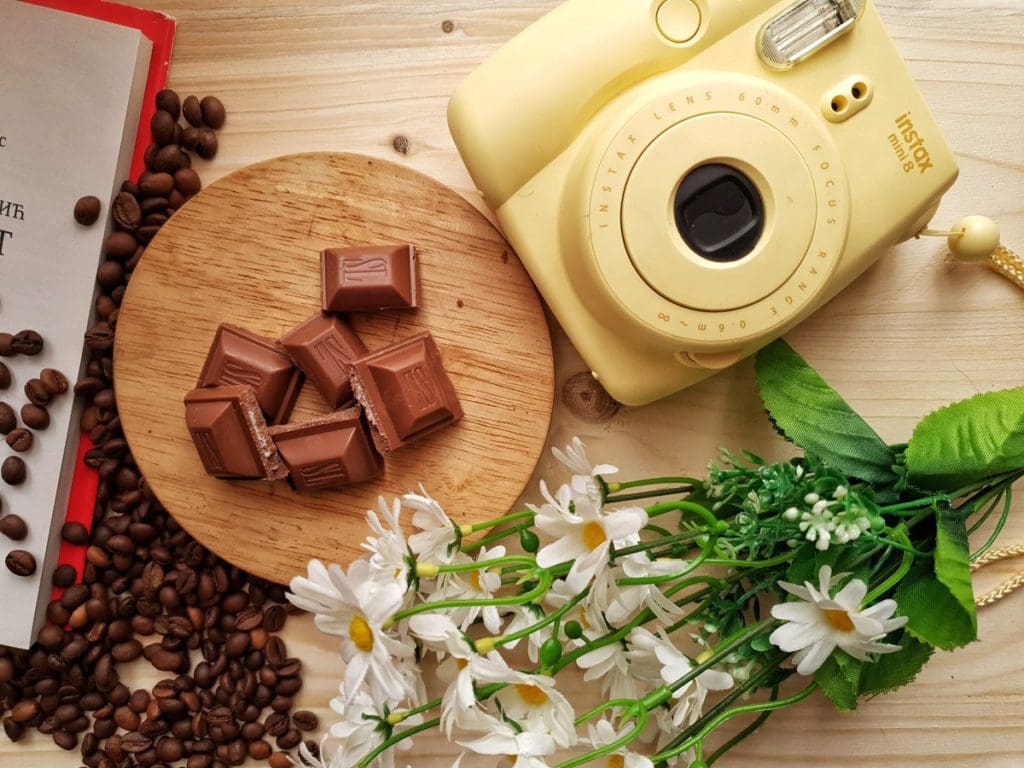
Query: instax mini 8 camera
[{"left": 449, "top": 0, "right": 958, "bottom": 405}]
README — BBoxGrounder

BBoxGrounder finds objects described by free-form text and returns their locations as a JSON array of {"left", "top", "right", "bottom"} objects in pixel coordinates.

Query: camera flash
[{"left": 759, "top": 0, "right": 863, "bottom": 70}]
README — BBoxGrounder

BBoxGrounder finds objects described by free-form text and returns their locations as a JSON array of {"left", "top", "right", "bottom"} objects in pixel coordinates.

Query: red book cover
[{"left": 19, "top": 0, "right": 176, "bottom": 600}]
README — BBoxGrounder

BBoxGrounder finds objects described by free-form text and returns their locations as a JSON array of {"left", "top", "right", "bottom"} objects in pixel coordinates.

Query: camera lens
[{"left": 674, "top": 164, "right": 765, "bottom": 263}]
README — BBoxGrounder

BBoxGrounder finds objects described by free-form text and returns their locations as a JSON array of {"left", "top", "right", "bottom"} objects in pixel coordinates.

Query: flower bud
[
  {"left": 540, "top": 637, "right": 562, "bottom": 668},
  {"left": 563, "top": 621, "right": 584, "bottom": 640},
  {"left": 519, "top": 528, "right": 540, "bottom": 553}
]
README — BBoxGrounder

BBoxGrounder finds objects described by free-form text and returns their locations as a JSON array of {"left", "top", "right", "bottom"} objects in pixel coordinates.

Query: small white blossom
[
  {"left": 552, "top": 437, "right": 619, "bottom": 502},
  {"left": 799, "top": 503, "right": 836, "bottom": 551},
  {"left": 655, "top": 642, "right": 734, "bottom": 727},
  {"left": 406, "top": 489, "right": 459, "bottom": 563},
  {"left": 363, "top": 496, "right": 411, "bottom": 585},
  {"left": 459, "top": 708, "right": 556, "bottom": 768},
  {"left": 583, "top": 719, "right": 654, "bottom": 768},
  {"left": 426, "top": 545, "right": 506, "bottom": 635},
  {"left": 314, "top": 688, "right": 422, "bottom": 768},
  {"left": 770, "top": 565, "right": 908, "bottom": 675}
]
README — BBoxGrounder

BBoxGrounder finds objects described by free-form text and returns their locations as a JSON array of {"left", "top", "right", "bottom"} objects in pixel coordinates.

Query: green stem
[
  {"left": 971, "top": 487, "right": 1013, "bottom": 561},
  {"left": 496, "top": 589, "right": 589, "bottom": 647},
  {"left": 704, "top": 688, "right": 778, "bottom": 766},
  {"left": 605, "top": 487, "right": 694, "bottom": 504},
  {"left": 555, "top": 708, "right": 649, "bottom": 768},
  {"left": 865, "top": 529, "right": 915, "bottom": 603},
  {"left": 609, "top": 477, "right": 702, "bottom": 492},
  {"left": 573, "top": 699, "right": 640, "bottom": 726},
  {"left": 391, "top": 696, "right": 442, "bottom": 723},
  {"left": 391, "top": 570, "right": 553, "bottom": 622},
  {"left": 613, "top": 530, "right": 704, "bottom": 559},
  {"left": 700, "top": 551, "right": 797, "bottom": 569},
  {"left": 646, "top": 501, "right": 728, "bottom": 532},
  {"left": 461, "top": 524, "right": 530, "bottom": 553},
  {"left": 355, "top": 716, "right": 441, "bottom": 768},
  {"left": 436, "top": 555, "right": 536, "bottom": 573},
  {"left": 466, "top": 509, "right": 534, "bottom": 533},
  {"left": 616, "top": 541, "right": 715, "bottom": 586}
]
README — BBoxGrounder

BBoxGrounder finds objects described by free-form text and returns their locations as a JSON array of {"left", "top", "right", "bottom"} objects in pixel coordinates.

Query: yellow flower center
[
  {"left": 455, "top": 658, "right": 468, "bottom": 670},
  {"left": 515, "top": 683, "right": 549, "bottom": 707},
  {"left": 582, "top": 522, "right": 607, "bottom": 551},
  {"left": 608, "top": 756, "right": 625, "bottom": 768},
  {"left": 825, "top": 609, "right": 855, "bottom": 632},
  {"left": 469, "top": 569, "right": 483, "bottom": 592},
  {"left": 349, "top": 615, "right": 374, "bottom": 652}
]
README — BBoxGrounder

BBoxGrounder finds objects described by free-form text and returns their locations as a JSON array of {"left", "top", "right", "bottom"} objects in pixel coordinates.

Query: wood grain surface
[
  {"left": 3, "top": 1, "right": 1022, "bottom": 767},
  {"left": 114, "top": 152, "right": 554, "bottom": 584}
]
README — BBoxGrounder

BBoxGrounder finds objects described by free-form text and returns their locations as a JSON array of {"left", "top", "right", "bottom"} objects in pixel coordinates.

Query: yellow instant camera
[{"left": 449, "top": 0, "right": 958, "bottom": 405}]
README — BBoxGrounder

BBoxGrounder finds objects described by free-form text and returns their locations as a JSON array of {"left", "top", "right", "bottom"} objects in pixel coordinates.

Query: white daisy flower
[
  {"left": 469, "top": 656, "right": 579, "bottom": 748},
  {"left": 317, "top": 688, "right": 422, "bottom": 768},
  {"left": 654, "top": 641, "right": 734, "bottom": 727},
  {"left": 458, "top": 708, "right": 557, "bottom": 768},
  {"left": 287, "top": 558, "right": 415, "bottom": 706},
  {"left": 426, "top": 545, "right": 506, "bottom": 635},
  {"left": 623, "top": 627, "right": 670, "bottom": 684},
  {"left": 583, "top": 718, "right": 655, "bottom": 768},
  {"left": 363, "top": 496, "right": 412, "bottom": 585},
  {"left": 770, "top": 565, "right": 908, "bottom": 675},
  {"left": 405, "top": 489, "right": 460, "bottom": 563},
  {"left": 535, "top": 495, "right": 648, "bottom": 592},
  {"left": 552, "top": 437, "right": 619, "bottom": 502},
  {"left": 501, "top": 604, "right": 550, "bottom": 664},
  {"left": 599, "top": 555, "right": 688, "bottom": 625}
]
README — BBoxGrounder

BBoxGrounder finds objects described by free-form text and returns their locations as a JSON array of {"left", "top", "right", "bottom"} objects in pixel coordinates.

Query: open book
[{"left": 0, "top": 0, "right": 154, "bottom": 648}]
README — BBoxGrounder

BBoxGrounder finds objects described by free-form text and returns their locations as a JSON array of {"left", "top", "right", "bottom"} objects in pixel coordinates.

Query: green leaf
[
  {"left": 933, "top": 506, "right": 977, "bottom": 637},
  {"left": 814, "top": 650, "right": 862, "bottom": 711},
  {"left": 905, "top": 388, "right": 1024, "bottom": 490},
  {"left": 858, "top": 633, "right": 935, "bottom": 697},
  {"left": 894, "top": 561, "right": 976, "bottom": 650},
  {"left": 755, "top": 340, "right": 898, "bottom": 487}
]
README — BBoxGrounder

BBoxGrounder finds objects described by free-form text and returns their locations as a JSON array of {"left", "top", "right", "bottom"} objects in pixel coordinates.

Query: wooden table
[{"left": 4, "top": 1, "right": 1022, "bottom": 766}]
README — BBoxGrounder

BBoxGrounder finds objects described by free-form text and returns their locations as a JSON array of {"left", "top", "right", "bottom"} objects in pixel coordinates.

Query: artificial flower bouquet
[{"left": 289, "top": 340, "right": 1024, "bottom": 768}]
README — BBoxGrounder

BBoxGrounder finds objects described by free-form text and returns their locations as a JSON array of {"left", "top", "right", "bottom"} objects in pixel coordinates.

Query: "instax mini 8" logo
[{"left": 889, "top": 112, "right": 934, "bottom": 174}]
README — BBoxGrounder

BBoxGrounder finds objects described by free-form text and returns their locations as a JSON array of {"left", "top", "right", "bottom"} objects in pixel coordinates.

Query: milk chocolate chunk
[
  {"left": 321, "top": 244, "right": 418, "bottom": 311},
  {"left": 351, "top": 332, "right": 463, "bottom": 453},
  {"left": 184, "top": 385, "right": 288, "bottom": 480},
  {"left": 197, "top": 325, "right": 303, "bottom": 425},
  {"left": 280, "top": 314, "right": 367, "bottom": 408},
  {"left": 269, "top": 407, "right": 383, "bottom": 492}
]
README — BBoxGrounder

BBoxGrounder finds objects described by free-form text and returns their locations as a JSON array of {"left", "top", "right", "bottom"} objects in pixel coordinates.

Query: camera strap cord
[
  {"left": 972, "top": 544, "right": 1024, "bottom": 608},
  {"left": 919, "top": 214, "right": 1024, "bottom": 290},
  {"left": 990, "top": 245, "right": 1024, "bottom": 290}
]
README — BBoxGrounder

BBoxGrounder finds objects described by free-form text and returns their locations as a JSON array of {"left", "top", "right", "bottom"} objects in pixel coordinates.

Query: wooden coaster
[{"left": 114, "top": 153, "right": 554, "bottom": 584}]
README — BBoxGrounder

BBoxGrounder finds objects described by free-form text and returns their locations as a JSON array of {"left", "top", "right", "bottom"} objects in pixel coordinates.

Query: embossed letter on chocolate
[
  {"left": 197, "top": 324, "right": 304, "bottom": 424},
  {"left": 269, "top": 407, "right": 383, "bottom": 492},
  {"left": 280, "top": 313, "right": 367, "bottom": 408},
  {"left": 184, "top": 385, "right": 288, "bottom": 480},
  {"left": 351, "top": 332, "right": 463, "bottom": 453},
  {"left": 321, "top": 244, "right": 418, "bottom": 311}
]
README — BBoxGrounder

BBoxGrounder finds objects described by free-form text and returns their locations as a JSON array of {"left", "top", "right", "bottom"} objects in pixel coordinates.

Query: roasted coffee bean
[
  {"left": 6, "top": 428, "right": 32, "bottom": 452},
  {"left": 263, "top": 604, "right": 287, "bottom": 632},
  {"left": 112, "top": 191, "right": 142, "bottom": 231},
  {"left": 25, "top": 377, "right": 52, "bottom": 406},
  {"left": 150, "top": 110, "right": 176, "bottom": 146},
  {"left": 154, "top": 144, "right": 183, "bottom": 174},
  {"left": 225, "top": 632, "right": 250, "bottom": 658},
  {"left": 5, "top": 549, "right": 36, "bottom": 576},
  {"left": 181, "top": 125, "right": 201, "bottom": 151},
  {"left": 74, "top": 195, "right": 102, "bottom": 225},
  {"left": 199, "top": 96, "right": 226, "bottom": 129},
  {"left": 0, "top": 513, "right": 28, "bottom": 541},
  {"left": 39, "top": 367, "right": 69, "bottom": 395},
  {"left": 0, "top": 402, "right": 15, "bottom": 434},
  {"left": 196, "top": 129, "right": 218, "bottom": 160},
  {"left": 84, "top": 322, "right": 115, "bottom": 353},
  {"left": 234, "top": 606, "right": 263, "bottom": 632},
  {"left": 62, "top": 521, "right": 89, "bottom": 545},
  {"left": 11, "top": 699, "right": 40, "bottom": 723},
  {"left": 2, "top": 456, "right": 27, "bottom": 485},
  {"left": 74, "top": 376, "right": 106, "bottom": 398},
  {"left": 140, "top": 172, "right": 175, "bottom": 197},
  {"left": 0, "top": 333, "right": 12, "bottom": 357},
  {"left": 114, "top": 706, "right": 140, "bottom": 731},
  {"left": 291, "top": 710, "right": 318, "bottom": 731},
  {"left": 155, "top": 88, "right": 181, "bottom": 119},
  {"left": 276, "top": 728, "right": 302, "bottom": 750},
  {"left": 55, "top": 702, "right": 81, "bottom": 724},
  {"left": 0, "top": 361, "right": 10, "bottom": 389},
  {"left": 111, "top": 640, "right": 143, "bottom": 662},
  {"left": 38, "top": 622, "right": 65, "bottom": 648},
  {"left": 51, "top": 563, "right": 77, "bottom": 587},
  {"left": 52, "top": 729, "right": 77, "bottom": 750},
  {"left": 249, "top": 740, "right": 273, "bottom": 760},
  {"left": 156, "top": 736, "right": 185, "bottom": 762},
  {"left": 182, "top": 95, "right": 202, "bottom": 126},
  {"left": 136, "top": 224, "right": 163, "bottom": 243},
  {"left": 175, "top": 167, "right": 202, "bottom": 197},
  {"left": 264, "top": 712, "right": 288, "bottom": 738},
  {"left": 105, "top": 231, "right": 138, "bottom": 261},
  {"left": 60, "top": 584, "right": 90, "bottom": 610},
  {"left": 275, "top": 677, "right": 302, "bottom": 696},
  {"left": 21, "top": 403, "right": 49, "bottom": 430},
  {"left": 11, "top": 329, "right": 44, "bottom": 356},
  {"left": 97, "top": 260, "right": 125, "bottom": 290},
  {"left": 121, "top": 731, "right": 153, "bottom": 754},
  {"left": 144, "top": 141, "right": 160, "bottom": 169}
]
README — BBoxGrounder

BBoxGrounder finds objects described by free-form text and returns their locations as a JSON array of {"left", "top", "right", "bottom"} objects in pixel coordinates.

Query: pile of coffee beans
[{"left": 1, "top": 90, "right": 315, "bottom": 766}]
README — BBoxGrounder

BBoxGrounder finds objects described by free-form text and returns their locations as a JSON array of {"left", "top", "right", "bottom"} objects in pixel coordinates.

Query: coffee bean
[
  {"left": 269, "top": 753, "right": 292, "bottom": 768},
  {"left": 62, "top": 522, "right": 89, "bottom": 545},
  {"left": 5, "top": 549, "right": 36, "bottom": 576},
  {"left": 2, "top": 456, "right": 27, "bottom": 485},
  {"left": 112, "top": 640, "right": 143, "bottom": 662},
  {"left": 6, "top": 428, "right": 32, "bottom": 452},
  {"left": 112, "top": 191, "right": 142, "bottom": 231},
  {"left": 74, "top": 196, "right": 102, "bottom": 226},
  {"left": 136, "top": 224, "right": 163, "bottom": 243},
  {"left": 25, "top": 378, "right": 51, "bottom": 406},
  {"left": 140, "top": 172, "right": 175, "bottom": 197},
  {"left": 182, "top": 95, "right": 202, "bottom": 127},
  {"left": 276, "top": 728, "right": 301, "bottom": 750},
  {"left": 0, "top": 402, "right": 16, "bottom": 434},
  {"left": 0, "top": 333, "right": 13, "bottom": 357},
  {"left": 151, "top": 110, "right": 176, "bottom": 146},
  {"left": 97, "top": 260, "right": 125, "bottom": 290},
  {"left": 84, "top": 322, "right": 115, "bottom": 353},
  {"left": 0, "top": 361, "right": 10, "bottom": 389},
  {"left": 38, "top": 367, "right": 69, "bottom": 396},
  {"left": 199, "top": 96, "right": 226, "bottom": 129},
  {"left": 121, "top": 731, "right": 153, "bottom": 754},
  {"left": 196, "top": 129, "right": 218, "bottom": 160},
  {"left": 105, "top": 231, "right": 138, "bottom": 261},
  {"left": 11, "top": 699, "right": 40, "bottom": 723},
  {"left": 11, "top": 329, "right": 44, "bottom": 356},
  {"left": 249, "top": 740, "right": 272, "bottom": 760},
  {"left": 60, "top": 584, "right": 90, "bottom": 610},
  {"left": 155, "top": 88, "right": 181, "bottom": 120},
  {"left": 174, "top": 167, "right": 202, "bottom": 198},
  {"left": 38, "top": 622, "right": 65, "bottom": 648},
  {"left": 0, "top": 514, "right": 28, "bottom": 541},
  {"left": 182, "top": 126, "right": 201, "bottom": 151},
  {"left": 291, "top": 710, "right": 318, "bottom": 732},
  {"left": 157, "top": 736, "right": 185, "bottom": 762},
  {"left": 52, "top": 563, "right": 77, "bottom": 587},
  {"left": 225, "top": 632, "right": 250, "bottom": 658},
  {"left": 21, "top": 403, "right": 49, "bottom": 430},
  {"left": 154, "top": 144, "right": 183, "bottom": 174}
]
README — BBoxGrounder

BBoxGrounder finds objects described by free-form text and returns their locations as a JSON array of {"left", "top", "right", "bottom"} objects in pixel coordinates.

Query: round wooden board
[{"left": 114, "top": 152, "right": 554, "bottom": 584}]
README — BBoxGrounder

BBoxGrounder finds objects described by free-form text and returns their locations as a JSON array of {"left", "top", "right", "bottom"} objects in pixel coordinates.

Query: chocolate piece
[
  {"left": 184, "top": 385, "right": 288, "bottom": 480},
  {"left": 197, "top": 325, "right": 303, "bottom": 425},
  {"left": 268, "top": 407, "right": 383, "bottom": 492},
  {"left": 321, "top": 244, "right": 418, "bottom": 311},
  {"left": 351, "top": 332, "right": 463, "bottom": 453},
  {"left": 280, "top": 314, "right": 367, "bottom": 408}
]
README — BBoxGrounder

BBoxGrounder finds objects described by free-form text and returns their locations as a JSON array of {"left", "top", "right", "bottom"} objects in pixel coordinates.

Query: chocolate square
[
  {"left": 351, "top": 332, "right": 463, "bottom": 453},
  {"left": 321, "top": 244, "right": 418, "bottom": 311},
  {"left": 184, "top": 385, "right": 288, "bottom": 480},
  {"left": 280, "top": 313, "right": 367, "bottom": 408},
  {"left": 197, "top": 324, "right": 304, "bottom": 425},
  {"left": 269, "top": 407, "right": 383, "bottom": 491}
]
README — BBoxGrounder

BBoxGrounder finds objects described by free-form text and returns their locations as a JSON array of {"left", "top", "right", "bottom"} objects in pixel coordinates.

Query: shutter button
[{"left": 656, "top": 0, "right": 702, "bottom": 44}]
